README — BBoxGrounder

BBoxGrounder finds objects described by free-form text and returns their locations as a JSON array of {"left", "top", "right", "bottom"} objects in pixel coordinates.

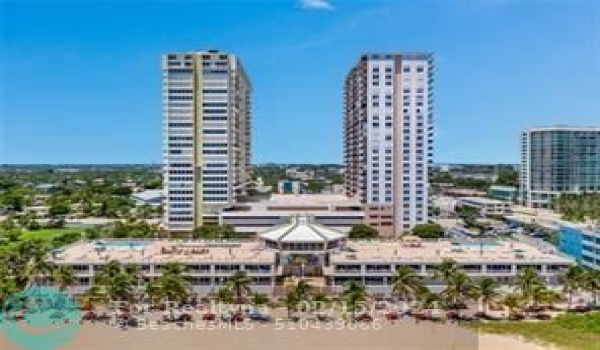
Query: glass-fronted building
[{"left": 520, "top": 126, "right": 600, "bottom": 208}]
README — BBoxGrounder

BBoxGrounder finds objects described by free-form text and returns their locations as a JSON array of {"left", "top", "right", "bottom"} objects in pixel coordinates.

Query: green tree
[
  {"left": 283, "top": 290, "right": 300, "bottom": 319},
  {"left": 192, "top": 225, "right": 239, "bottom": 239},
  {"left": 94, "top": 260, "right": 137, "bottom": 304},
  {"left": 50, "top": 265, "right": 77, "bottom": 294},
  {"left": 411, "top": 223, "right": 445, "bottom": 239},
  {"left": 561, "top": 265, "right": 585, "bottom": 310},
  {"left": 82, "top": 285, "right": 110, "bottom": 311},
  {"left": 441, "top": 271, "right": 473, "bottom": 316},
  {"left": 216, "top": 286, "right": 234, "bottom": 304},
  {"left": 249, "top": 292, "right": 270, "bottom": 308},
  {"left": 305, "top": 181, "right": 325, "bottom": 194},
  {"left": 153, "top": 274, "right": 190, "bottom": 304},
  {"left": 227, "top": 271, "right": 253, "bottom": 305},
  {"left": 582, "top": 268, "right": 600, "bottom": 307},
  {"left": 342, "top": 280, "right": 368, "bottom": 321},
  {"left": 495, "top": 170, "right": 519, "bottom": 187},
  {"left": 390, "top": 266, "right": 424, "bottom": 302},
  {"left": 502, "top": 293, "right": 524, "bottom": 318},
  {"left": 291, "top": 279, "right": 314, "bottom": 304},
  {"left": 432, "top": 258, "right": 459, "bottom": 283},
  {"left": 349, "top": 224, "right": 378, "bottom": 239},
  {"left": 14, "top": 239, "right": 53, "bottom": 288},
  {"left": 49, "top": 202, "right": 70, "bottom": 217},
  {"left": 0, "top": 264, "right": 18, "bottom": 306},
  {"left": 514, "top": 267, "right": 544, "bottom": 310},
  {"left": 472, "top": 277, "right": 500, "bottom": 315}
]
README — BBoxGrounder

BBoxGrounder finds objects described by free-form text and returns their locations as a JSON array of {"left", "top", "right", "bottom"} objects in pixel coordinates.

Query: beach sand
[{"left": 0, "top": 320, "right": 552, "bottom": 350}]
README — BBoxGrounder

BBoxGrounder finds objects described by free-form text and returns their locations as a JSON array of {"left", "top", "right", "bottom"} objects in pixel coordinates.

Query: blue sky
[{"left": 1, "top": 0, "right": 598, "bottom": 164}]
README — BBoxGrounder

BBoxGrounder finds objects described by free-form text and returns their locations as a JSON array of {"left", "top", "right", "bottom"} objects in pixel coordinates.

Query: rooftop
[
  {"left": 227, "top": 194, "right": 363, "bottom": 215},
  {"left": 331, "top": 240, "right": 573, "bottom": 265},
  {"left": 260, "top": 216, "right": 347, "bottom": 243},
  {"left": 459, "top": 197, "right": 510, "bottom": 205},
  {"left": 52, "top": 240, "right": 276, "bottom": 265},
  {"left": 525, "top": 125, "right": 600, "bottom": 132},
  {"left": 489, "top": 185, "right": 518, "bottom": 191},
  {"left": 131, "top": 189, "right": 164, "bottom": 202}
]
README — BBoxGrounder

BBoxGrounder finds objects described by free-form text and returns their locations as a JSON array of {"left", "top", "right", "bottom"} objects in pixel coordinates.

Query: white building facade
[
  {"left": 344, "top": 53, "right": 434, "bottom": 236},
  {"left": 162, "top": 50, "right": 252, "bottom": 232}
]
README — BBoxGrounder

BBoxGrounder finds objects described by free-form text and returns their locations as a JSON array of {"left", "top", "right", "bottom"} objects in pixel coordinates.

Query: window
[{"left": 403, "top": 66, "right": 410, "bottom": 73}]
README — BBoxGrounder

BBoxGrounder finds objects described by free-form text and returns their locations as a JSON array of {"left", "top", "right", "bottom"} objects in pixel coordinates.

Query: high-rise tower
[
  {"left": 162, "top": 50, "right": 251, "bottom": 232},
  {"left": 344, "top": 53, "right": 434, "bottom": 236}
]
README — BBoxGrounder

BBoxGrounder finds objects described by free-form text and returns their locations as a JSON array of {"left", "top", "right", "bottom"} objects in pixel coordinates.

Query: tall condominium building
[
  {"left": 162, "top": 50, "right": 252, "bottom": 232},
  {"left": 344, "top": 53, "right": 434, "bottom": 236},
  {"left": 520, "top": 126, "right": 600, "bottom": 208}
]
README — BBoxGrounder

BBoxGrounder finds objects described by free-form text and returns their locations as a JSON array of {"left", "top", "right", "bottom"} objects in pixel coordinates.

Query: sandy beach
[{"left": 1, "top": 320, "right": 552, "bottom": 350}]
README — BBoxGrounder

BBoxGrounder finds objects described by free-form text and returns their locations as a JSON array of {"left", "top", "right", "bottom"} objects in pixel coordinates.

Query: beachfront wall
[{"left": 325, "top": 262, "right": 572, "bottom": 296}]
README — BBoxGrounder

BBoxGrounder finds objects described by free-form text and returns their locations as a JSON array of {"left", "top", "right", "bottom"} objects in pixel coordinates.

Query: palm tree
[
  {"left": 313, "top": 292, "right": 331, "bottom": 313},
  {"left": 472, "top": 277, "right": 500, "bottom": 315},
  {"left": 82, "top": 285, "right": 110, "bottom": 311},
  {"left": 215, "top": 286, "right": 234, "bottom": 305},
  {"left": 249, "top": 292, "right": 270, "bottom": 308},
  {"left": 145, "top": 279, "right": 164, "bottom": 306},
  {"left": 95, "top": 260, "right": 123, "bottom": 286},
  {"left": 50, "top": 265, "right": 77, "bottom": 294},
  {"left": 432, "top": 258, "right": 458, "bottom": 284},
  {"left": 539, "top": 289, "right": 562, "bottom": 310},
  {"left": 561, "top": 265, "right": 584, "bottom": 310},
  {"left": 14, "top": 239, "right": 52, "bottom": 288},
  {"left": 417, "top": 288, "right": 442, "bottom": 310},
  {"left": 502, "top": 293, "right": 524, "bottom": 319},
  {"left": 390, "top": 266, "right": 424, "bottom": 302},
  {"left": 0, "top": 265, "right": 18, "bottom": 307},
  {"left": 156, "top": 274, "right": 190, "bottom": 304},
  {"left": 291, "top": 279, "right": 314, "bottom": 305},
  {"left": 283, "top": 290, "right": 300, "bottom": 319},
  {"left": 162, "top": 262, "right": 187, "bottom": 276},
  {"left": 227, "top": 271, "right": 253, "bottom": 305},
  {"left": 95, "top": 261, "right": 136, "bottom": 304},
  {"left": 530, "top": 284, "right": 549, "bottom": 310},
  {"left": 582, "top": 268, "right": 600, "bottom": 307},
  {"left": 106, "top": 272, "right": 135, "bottom": 304},
  {"left": 514, "top": 267, "right": 543, "bottom": 309},
  {"left": 441, "top": 271, "right": 473, "bottom": 317},
  {"left": 341, "top": 280, "right": 368, "bottom": 321}
]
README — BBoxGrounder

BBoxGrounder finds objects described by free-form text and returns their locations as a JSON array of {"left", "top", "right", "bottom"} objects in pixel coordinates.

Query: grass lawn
[
  {"left": 468, "top": 312, "right": 600, "bottom": 350},
  {"left": 19, "top": 228, "right": 84, "bottom": 241}
]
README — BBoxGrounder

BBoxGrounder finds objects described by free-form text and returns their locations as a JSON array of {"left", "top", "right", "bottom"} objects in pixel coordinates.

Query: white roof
[
  {"left": 260, "top": 216, "right": 347, "bottom": 243},
  {"left": 131, "top": 189, "right": 164, "bottom": 201}
]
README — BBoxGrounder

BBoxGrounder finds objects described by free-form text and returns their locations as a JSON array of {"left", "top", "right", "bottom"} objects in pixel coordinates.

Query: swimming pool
[{"left": 95, "top": 240, "right": 150, "bottom": 250}]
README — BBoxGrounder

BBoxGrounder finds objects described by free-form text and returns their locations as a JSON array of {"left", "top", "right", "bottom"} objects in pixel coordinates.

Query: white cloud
[{"left": 299, "top": 0, "right": 334, "bottom": 11}]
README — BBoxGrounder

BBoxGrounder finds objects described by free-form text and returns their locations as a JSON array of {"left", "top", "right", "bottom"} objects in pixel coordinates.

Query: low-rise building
[
  {"left": 131, "top": 189, "right": 164, "bottom": 206},
  {"left": 277, "top": 180, "right": 301, "bottom": 195},
  {"left": 488, "top": 185, "right": 518, "bottom": 202},
  {"left": 458, "top": 197, "right": 512, "bottom": 216},
  {"left": 217, "top": 194, "right": 364, "bottom": 234},
  {"left": 49, "top": 215, "right": 574, "bottom": 296},
  {"left": 558, "top": 223, "right": 600, "bottom": 269}
]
